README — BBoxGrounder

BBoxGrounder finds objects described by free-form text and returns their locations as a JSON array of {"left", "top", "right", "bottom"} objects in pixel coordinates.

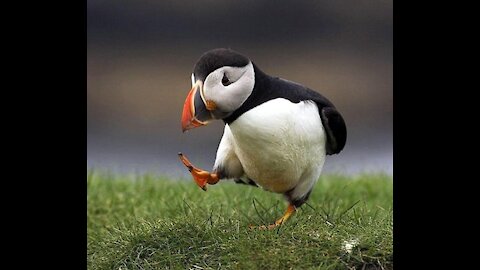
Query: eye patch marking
[{"left": 222, "top": 73, "right": 232, "bottom": 86}]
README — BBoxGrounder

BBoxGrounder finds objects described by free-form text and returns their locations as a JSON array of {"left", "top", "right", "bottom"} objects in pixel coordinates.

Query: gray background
[{"left": 87, "top": 0, "right": 392, "bottom": 177}]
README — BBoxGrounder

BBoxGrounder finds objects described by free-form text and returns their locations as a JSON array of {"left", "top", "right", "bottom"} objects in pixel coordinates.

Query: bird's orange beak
[{"left": 181, "top": 81, "right": 212, "bottom": 132}]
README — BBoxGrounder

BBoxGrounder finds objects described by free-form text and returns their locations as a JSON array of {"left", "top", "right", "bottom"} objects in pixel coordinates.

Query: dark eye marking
[{"left": 222, "top": 73, "right": 232, "bottom": 86}]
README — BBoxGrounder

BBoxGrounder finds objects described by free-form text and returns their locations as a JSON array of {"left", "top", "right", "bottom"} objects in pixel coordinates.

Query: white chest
[{"left": 228, "top": 98, "right": 327, "bottom": 193}]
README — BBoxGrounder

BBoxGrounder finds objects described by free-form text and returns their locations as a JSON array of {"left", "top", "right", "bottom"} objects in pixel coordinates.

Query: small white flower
[{"left": 342, "top": 239, "right": 359, "bottom": 254}]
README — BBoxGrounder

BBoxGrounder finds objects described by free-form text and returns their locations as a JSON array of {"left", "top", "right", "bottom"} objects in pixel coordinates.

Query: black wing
[{"left": 319, "top": 106, "right": 347, "bottom": 154}]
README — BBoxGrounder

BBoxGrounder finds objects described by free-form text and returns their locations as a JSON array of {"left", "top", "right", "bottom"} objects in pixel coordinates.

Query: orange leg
[
  {"left": 178, "top": 152, "right": 219, "bottom": 191},
  {"left": 255, "top": 203, "right": 297, "bottom": 230}
]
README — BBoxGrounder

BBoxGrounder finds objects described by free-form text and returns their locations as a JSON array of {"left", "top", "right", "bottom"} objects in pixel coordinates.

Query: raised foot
[{"left": 178, "top": 152, "right": 219, "bottom": 191}]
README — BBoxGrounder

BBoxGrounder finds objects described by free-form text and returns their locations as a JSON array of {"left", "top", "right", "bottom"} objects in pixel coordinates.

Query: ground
[{"left": 87, "top": 172, "right": 393, "bottom": 270}]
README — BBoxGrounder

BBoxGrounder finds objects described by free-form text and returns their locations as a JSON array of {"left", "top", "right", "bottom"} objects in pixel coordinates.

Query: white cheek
[
  {"left": 203, "top": 73, "right": 222, "bottom": 102},
  {"left": 222, "top": 79, "right": 253, "bottom": 109},
  {"left": 203, "top": 63, "right": 255, "bottom": 112},
  {"left": 191, "top": 74, "right": 195, "bottom": 87}
]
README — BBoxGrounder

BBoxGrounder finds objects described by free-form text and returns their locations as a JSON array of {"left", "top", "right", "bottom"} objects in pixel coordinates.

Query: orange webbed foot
[
  {"left": 178, "top": 152, "right": 219, "bottom": 191},
  {"left": 250, "top": 204, "right": 297, "bottom": 230}
]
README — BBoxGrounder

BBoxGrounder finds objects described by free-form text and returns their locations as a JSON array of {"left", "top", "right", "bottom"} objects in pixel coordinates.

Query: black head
[{"left": 193, "top": 48, "right": 250, "bottom": 82}]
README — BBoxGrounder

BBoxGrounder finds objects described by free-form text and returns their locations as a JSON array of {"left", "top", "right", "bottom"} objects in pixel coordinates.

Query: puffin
[{"left": 179, "top": 48, "right": 346, "bottom": 229}]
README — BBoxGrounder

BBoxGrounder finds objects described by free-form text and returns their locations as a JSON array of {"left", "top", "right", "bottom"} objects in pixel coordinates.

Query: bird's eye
[{"left": 222, "top": 73, "right": 231, "bottom": 86}]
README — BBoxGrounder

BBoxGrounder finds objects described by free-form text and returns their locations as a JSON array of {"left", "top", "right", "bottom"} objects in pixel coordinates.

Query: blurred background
[{"left": 87, "top": 0, "right": 392, "bottom": 177}]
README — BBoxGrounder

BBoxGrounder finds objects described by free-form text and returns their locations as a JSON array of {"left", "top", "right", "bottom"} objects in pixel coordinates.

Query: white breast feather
[{"left": 225, "top": 98, "right": 327, "bottom": 197}]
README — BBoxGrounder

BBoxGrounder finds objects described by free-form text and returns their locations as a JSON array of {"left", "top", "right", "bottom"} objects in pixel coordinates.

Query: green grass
[{"left": 87, "top": 171, "right": 393, "bottom": 270}]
